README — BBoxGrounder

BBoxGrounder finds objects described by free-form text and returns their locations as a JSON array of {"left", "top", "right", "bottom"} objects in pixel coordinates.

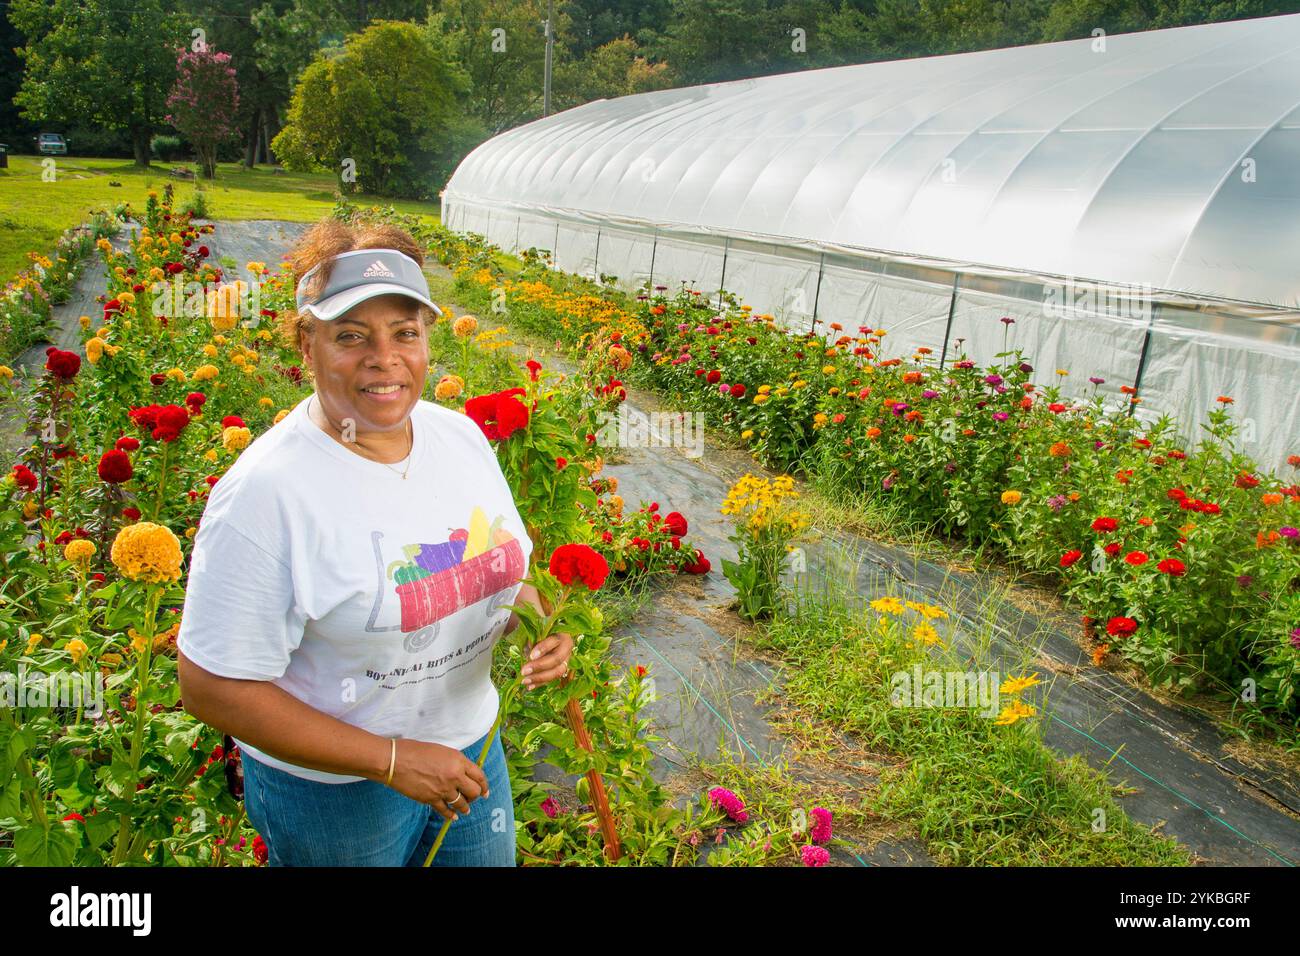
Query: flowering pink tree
[{"left": 164, "top": 48, "right": 240, "bottom": 180}]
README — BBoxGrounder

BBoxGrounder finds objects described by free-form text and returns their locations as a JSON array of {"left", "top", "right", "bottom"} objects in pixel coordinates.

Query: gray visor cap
[{"left": 294, "top": 248, "right": 443, "bottom": 321}]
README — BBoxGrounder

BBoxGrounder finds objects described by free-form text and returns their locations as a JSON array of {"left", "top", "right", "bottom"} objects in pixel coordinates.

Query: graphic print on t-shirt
[{"left": 381, "top": 506, "right": 526, "bottom": 636}]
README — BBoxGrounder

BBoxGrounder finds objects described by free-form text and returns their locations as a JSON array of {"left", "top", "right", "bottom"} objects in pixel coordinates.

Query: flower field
[
  {"left": 4, "top": 188, "right": 1274, "bottom": 866},
  {"left": 425, "top": 230, "right": 1300, "bottom": 738}
]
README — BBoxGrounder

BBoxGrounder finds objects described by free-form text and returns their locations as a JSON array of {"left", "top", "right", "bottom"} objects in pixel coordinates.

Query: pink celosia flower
[
  {"left": 801, "top": 844, "right": 830, "bottom": 867},
  {"left": 708, "top": 786, "right": 749, "bottom": 823},
  {"left": 540, "top": 797, "right": 560, "bottom": 819},
  {"left": 810, "top": 807, "right": 833, "bottom": 844}
]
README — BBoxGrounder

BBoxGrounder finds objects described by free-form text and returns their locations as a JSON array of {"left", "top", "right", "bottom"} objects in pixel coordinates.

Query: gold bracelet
[{"left": 384, "top": 737, "right": 397, "bottom": 786}]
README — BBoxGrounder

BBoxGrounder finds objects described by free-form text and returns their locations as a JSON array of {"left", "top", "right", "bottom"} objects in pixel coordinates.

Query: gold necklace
[{"left": 313, "top": 396, "right": 413, "bottom": 479}]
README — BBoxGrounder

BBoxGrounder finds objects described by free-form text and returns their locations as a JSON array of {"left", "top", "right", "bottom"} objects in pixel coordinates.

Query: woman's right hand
[{"left": 387, "top": 739, "right": 490, "bottom": 821}]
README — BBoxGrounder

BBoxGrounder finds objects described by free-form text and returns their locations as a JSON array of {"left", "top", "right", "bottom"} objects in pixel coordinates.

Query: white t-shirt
[{"left": 176, "top": 395, "right": 532, "bottom": 783}]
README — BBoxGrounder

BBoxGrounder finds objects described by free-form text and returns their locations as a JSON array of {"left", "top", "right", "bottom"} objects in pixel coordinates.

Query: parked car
[{"left": 35, "top": 133, "right": 68, "bottom": 155}]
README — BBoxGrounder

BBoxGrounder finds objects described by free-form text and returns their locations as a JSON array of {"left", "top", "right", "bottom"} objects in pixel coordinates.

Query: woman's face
[{"left": 300, "top": 294, "right": 429, "bottom": 435}]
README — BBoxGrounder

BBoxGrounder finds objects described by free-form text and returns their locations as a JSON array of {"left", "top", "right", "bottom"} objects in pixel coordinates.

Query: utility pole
[{"left": 543, "top": 0, "right": 554, "bottom": 116}]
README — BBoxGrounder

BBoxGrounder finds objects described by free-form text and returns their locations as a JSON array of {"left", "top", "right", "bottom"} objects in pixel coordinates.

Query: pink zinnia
[
  {"left": 801, "top": 844, "right": 830, "bottom": 867},
  {"left": 707, "top": 786, "right": 748, "bottom": 823},
  {"left": 810, "top": 807, "right": 833, "bottom": 844}
]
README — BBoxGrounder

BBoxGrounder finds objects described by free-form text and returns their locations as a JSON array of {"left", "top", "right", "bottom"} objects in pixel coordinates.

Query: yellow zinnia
[{"left": 1000, "top": 490, "right": 1022, "bottom": 505}]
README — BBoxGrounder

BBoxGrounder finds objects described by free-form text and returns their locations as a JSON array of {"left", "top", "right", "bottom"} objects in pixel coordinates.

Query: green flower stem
[
  {"left": 422, "top": 675, "right": 522, "bottom": 867},
  {"left": 152, "top": 442, "right": 169, "bottom": 521},
  {"left": 110, "top": 586, "right": 159, "bottom": 866}
]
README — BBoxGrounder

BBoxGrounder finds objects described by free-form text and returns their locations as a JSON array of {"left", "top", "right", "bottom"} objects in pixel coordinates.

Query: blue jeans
[{"left": 241, "top": 728, "right": 515, "bottom": 867}]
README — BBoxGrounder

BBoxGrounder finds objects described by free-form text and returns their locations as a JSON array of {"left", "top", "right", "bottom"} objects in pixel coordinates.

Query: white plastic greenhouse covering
[{"left": 443, "top": 14, "right": 1300, "bottom": 471}]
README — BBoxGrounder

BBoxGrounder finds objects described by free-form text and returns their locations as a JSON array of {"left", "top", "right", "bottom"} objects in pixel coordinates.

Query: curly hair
[{"left": 277, "top": 219, "right": 438, "bottom": 354}]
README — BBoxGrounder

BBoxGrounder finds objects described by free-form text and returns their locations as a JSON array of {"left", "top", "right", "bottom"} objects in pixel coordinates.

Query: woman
[{"left": 177, "top": 220, "right": 572, "bottom": 866}]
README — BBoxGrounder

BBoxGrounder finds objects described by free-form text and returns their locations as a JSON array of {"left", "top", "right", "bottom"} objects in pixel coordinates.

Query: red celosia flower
[
  {"left": 664, "top": 511, "right": 688, "bottom": 537},
  {"left": 149, "top": 373, "right": 167, "bottom": 386},
  {"left": 97, "top": 450, "right": 133, "bottom": 484},
  {"left": 1124, "top": 551, "right": 1148, "bottom": 566},
  {"left": 683, "top": 549, "right": 710, "bottom": 575},
  {"left": 221, "top": 415, "right": 245, "bottom": 428},
  {"left": 253, "top": 834, "right": 268, "bottom": 865},
  {"left": 1156, "top": 558, "right": 1186, "bottom": 576},
  {"left": 12, "top": 464, "right": 38, "bottom": 492},
  {"left": 555, "top": 457, "right": 567, "bottom": 470},
  {"left": 62, "top": 812, "right": 85, "bottom": 824},
  {"left": 122, "top": 506, "right": 142, "bottom": 521},
  {"left": 465, "top": 388, "right": 529, "bottom": 441},
  {"left": 45, "top": 349, "right": 81, "bottom": 380},
  {"left": 1106, "top": 617, "right": 1138, "bottom": 638},
  {"left": 114, "top": 435, "right": 140, "bottom": 452},
  {"left": 185, "top": 391, "right": 206, "bottom": 411},
  {"left": 526, "top": 359, "right": 542, "bottom": 382},
  {"left": 1091, "top": 517, "right": 1118, "bottom": 533},
  {"left": 1060, "top": 549, "right": 1083, "bottom": 568},
  {"left": 548, "top": 543, "right": 610, "bottom": 591}
]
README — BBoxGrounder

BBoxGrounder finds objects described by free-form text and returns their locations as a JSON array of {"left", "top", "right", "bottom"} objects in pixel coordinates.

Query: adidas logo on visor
[{"left": 362, "top": 259, "right": 396, "bottom": 278}]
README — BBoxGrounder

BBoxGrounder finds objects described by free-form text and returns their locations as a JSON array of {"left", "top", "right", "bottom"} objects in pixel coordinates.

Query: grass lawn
[{"left": 0, "top": 155, "right": 442, "bottom": 286}]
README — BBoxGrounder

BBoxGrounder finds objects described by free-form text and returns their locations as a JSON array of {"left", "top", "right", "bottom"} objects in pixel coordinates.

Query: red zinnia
[
  {"left": 1106, "top": 617, "right": 1138, "bottom": 638},
  {"left": 706, "top": 370, "right": 721, "bottom": 384},
  {"left": 548, "top": 543, "right": 610, "bottom": 591},
  {"left": 1234, "top": 472, "right": 1259, "bottom": 489},
  {"left": 1059, "top": 549, "right": 1083, "bottom": 569},
  {"left": 729, "top": 383, "right": 746, "bottom": 398},
  {"left": 97, "top": 450, "right": 133, "bottom": 484},
  {"left": 1090, "top": 517, "right": 1118, "bottom": 533},
  {"left": 1156, "top": 558, "right": 1186, "bottom": 576},
  {"left": 683, "top": 549, "right": 711, "bottom": 575},
  {"left": 663, "top": 511, "right": 688, "bottom": 537},
  {"left": 1124, "top": 551, "right": 1148, "bottom": 566},
  {"left": 555, "top": 457, "right": 567, "bottom": 470},
  {"left": 1104, "top": 542, "right": 1121, "bottom": 557}
]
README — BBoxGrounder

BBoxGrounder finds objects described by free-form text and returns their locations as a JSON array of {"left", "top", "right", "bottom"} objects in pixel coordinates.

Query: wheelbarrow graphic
[{"left": 372, "top": 511, "right": 527, "bottom": 652}]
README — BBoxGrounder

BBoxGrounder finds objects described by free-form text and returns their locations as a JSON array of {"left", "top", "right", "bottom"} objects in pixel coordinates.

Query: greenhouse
[{"left": 443, "top": 13, "right": 1300, "bottom": 471}]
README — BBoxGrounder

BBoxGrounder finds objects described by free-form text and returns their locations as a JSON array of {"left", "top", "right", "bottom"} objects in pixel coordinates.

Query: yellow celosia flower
[
  {"left": 67, "top": 639, "right": 88, "bottom": 664},
  {"left": 259, "top": 397, "right": 274, "bottom": 408},
  {"left": 0, "top": 365, "right": 13, "bottom": 380},
  {"left": 110, "top": 522, "right": 183, "bottom": 583},
  {"left": 63, "top": 539, "right": 96, "bottom": 567},
  {"left": 273, "top": 409, "right": 289, "bottom": 425},
  {"left": 165, "top": 367, "right": 186, "bottom": 383},
  {"left": 434, "top": 375, "right": 464, "bottom": 401},
  {"left": 204, "top": 448, "right": 218, "bottom": 462},
  {"left": 202, "top": 344, "right": 218, "bottom": 358},
  {"left": 26, "top": 633, "right": 43, "bottom": 654},
  {"left": 222, "top": 426, "right": 252, "bottom": 453},
  {"left": 192, "top": 364, "right": 219, "bottom": 382},
  {"left": 85, "top": 337, "right": 106, "bottom": 364},
  {"left": 453, "top": 315, "right": 479, "bottom": 337},
  {"left": 741, "top": 429, "right": 754, "bottom": 440}
]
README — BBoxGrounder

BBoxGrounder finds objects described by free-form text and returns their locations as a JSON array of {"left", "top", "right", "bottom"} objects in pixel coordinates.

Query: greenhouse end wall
[{"left": 442, "top": 200, "right": 1300, "bottom": 473}]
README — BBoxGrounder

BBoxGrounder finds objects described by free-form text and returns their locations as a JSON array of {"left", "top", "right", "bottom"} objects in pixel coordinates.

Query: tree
[
  {"left": 10, "top": 0, "right": 187, "bottom": 166},
  {"left": 554, "top": 36, "right": 676, "bottom": 109},
  {"left": 165, "top": 48, "right": 241, "bottom": 179},
  {"left": 271, "top": 20, "right": 482, "bottom": 199}
]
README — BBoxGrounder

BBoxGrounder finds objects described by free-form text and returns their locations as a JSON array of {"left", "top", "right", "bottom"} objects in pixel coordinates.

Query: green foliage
[{"left": 272, "top": 20, "right": 482, "bottom": 200}]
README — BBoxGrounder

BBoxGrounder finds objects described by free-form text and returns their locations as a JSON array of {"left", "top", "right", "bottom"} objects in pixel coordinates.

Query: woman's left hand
[{"left": 521, "top": 632, "right": 574, "bottom": 691}]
